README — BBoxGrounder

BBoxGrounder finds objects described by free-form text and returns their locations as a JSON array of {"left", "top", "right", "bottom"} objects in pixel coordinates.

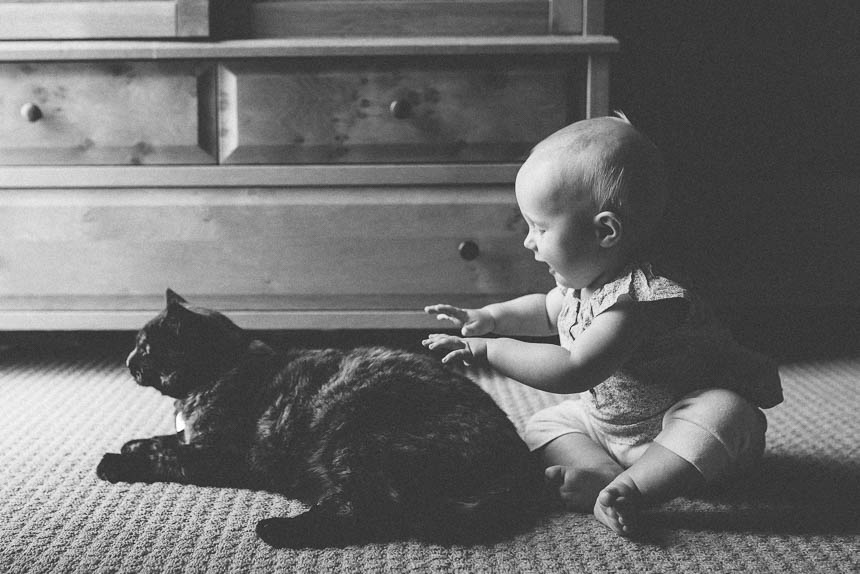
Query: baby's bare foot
[
  {"left": 594, "top": 474, "right": 641, "bottom": 536},
  {"left": 545, "top": 465, "right": 617, "bottom": 512}
]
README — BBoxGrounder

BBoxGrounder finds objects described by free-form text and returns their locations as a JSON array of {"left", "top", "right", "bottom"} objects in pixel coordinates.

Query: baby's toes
[
  {"left": 595, "top": 482, "right": 639, "bottom": 536},
  {"left": 593, "top": 498, "right": 622, "bottom": 533}
]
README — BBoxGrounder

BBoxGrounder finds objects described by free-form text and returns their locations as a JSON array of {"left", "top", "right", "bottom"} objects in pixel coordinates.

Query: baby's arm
[
  {"left": 425, "top": 299, "right": 662, "bottom": 394},
  {"left": 425, "top": 288, "right": 563, "bottom": 337}
]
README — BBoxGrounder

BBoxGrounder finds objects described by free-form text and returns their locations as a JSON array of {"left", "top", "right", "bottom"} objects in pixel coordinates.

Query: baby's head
[{"left": 515, "top": 114, "right": 668, "bottom": 289}]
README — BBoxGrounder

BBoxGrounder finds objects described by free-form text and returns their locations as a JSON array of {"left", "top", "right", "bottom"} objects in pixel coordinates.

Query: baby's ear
[{"left": 593, "top": 211, "right": 623, "bottom": 247}]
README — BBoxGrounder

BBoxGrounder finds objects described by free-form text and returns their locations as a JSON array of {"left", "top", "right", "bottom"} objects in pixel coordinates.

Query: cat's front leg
[
  {"left": 97, "top": 432, "right": 185, "bottom": 483},
  {"left": 96, "top": 448, "right": 185, "bottom": 484},
  {"left": 97, "top": 443, "right": 245, "bottom": 487},
  {"left": 120, "top": 432, "right": 182, "bottom": 455}
]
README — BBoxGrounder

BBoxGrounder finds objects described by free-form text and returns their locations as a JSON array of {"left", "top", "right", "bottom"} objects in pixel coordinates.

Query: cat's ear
[
  {"left": 164, "top": 289, "right": 195, "bottom": 324},
  {"left": 247, "top": 339, "right": 274, "bottom": 356},
  {"left": 165, "top": 288, "right": 188, "bottom": 308}
]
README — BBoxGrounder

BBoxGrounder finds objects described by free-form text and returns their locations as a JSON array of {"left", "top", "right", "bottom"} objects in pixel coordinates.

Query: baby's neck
[{"left": 581, "top": 259, "right": 636, "bottom": 302}]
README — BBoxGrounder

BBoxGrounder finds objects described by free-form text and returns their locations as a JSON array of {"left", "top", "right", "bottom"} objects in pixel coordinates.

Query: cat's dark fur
[{"left": 97, "top": 290, "right": 543, "bottom": 548}]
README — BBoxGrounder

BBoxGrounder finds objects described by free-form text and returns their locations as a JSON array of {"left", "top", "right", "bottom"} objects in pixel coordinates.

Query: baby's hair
[
  {"left": 539, "top": 111, "right": 668, "bottom": 250},
  {"left": 611, "top": 109, "right": 631, "bottom": 123}
]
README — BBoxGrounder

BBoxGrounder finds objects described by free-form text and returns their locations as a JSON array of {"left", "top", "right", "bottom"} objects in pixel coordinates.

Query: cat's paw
[
  {"left": 121, "top": 438, "right": 158, "bottom": 455},
  {"left": 256, "top": 512, "right": 360, "bottom": 549},
  {"left": 255, "top": 517, "right": 297, "bottom": 548},
  {"left": 96, "top": 453, "right": 147, "bottom": 483}
]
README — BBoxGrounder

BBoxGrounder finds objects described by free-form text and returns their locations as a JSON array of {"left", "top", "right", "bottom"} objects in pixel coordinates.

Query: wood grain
[
  {"left": 0, "top": 61, "right": 217, "bottom": 165},
  {"left": 220, "top": 56, "right": 579, "bottom": 164},
  {"left": 248, "top": 0, "right": 554, "bottom": 37},
  {"left": 0, "top": 187, "right": 554, "bottom": 328},
  {"left": 0, "top": 0, "right": 209, "bottom": 39},
  {"left": 0, "top": 36, "right": 620, "bottom": 61}
]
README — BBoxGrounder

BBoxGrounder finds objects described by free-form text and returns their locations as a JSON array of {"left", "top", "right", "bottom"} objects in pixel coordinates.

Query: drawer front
[
  {"left": 247, "top": 1, "right": 560, "bottom": 38},
  {"left": 0, "top": 188, "right": 552, "bottom": 313},
  {"left": 0, "top": 0, "right": 209, "bottom": 40},
  {"left": 0, "top": 61, "right": 217, "bottom": 165},
  {"left": 220, "top": 56, "right": 582, "bottom": 164}
]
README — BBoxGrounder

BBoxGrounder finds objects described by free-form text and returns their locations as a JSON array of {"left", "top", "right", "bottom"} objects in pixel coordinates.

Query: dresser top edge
[{"left": 0, "top": 35, "right": 619, "bottom": 61}]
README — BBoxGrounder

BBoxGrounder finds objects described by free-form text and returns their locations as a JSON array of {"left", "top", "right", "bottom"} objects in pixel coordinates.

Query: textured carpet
[{"left": 0, "top": 335, "right": 858, "bottom": 574}]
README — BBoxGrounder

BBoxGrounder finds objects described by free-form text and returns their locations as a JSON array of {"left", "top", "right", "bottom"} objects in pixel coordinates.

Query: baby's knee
[
  {"left": 661, "top": 388, "right": 767, "bottom": 482},
  {"left": 697, "top": 388, "right": 757, "bottom": 417},
  {"left": 669, "top": 388, "right": 764, "bottom": 433}
]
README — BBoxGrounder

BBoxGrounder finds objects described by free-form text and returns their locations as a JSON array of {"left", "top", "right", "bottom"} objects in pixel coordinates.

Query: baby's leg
[
  {"left": 525, "top": 400, "right": 623, "bottom": 512},
  {"left": 594, "top": 442, "right": 701, "bottom": 535},
  {"left": 541, "top": 433, "right": 624, "bottom": 512},
  {"left": 594, "top": 388, "right": 766, "bottom": 536}
]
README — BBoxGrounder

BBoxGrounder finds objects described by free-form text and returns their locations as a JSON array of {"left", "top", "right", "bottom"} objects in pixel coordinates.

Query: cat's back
[{"left": 274, "top": 345, "right": 502, "bottom": 419}]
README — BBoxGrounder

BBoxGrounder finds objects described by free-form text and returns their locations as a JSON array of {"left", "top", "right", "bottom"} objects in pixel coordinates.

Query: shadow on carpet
[{"left": 636, "top": 455, "right": 860, "bottom": 544}]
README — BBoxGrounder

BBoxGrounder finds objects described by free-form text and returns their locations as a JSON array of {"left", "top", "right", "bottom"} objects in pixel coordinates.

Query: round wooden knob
[
  {"left": 389, "top": 100, "right": 412, "bottom": 119},
  {"left": 20, "top": 103, "right": 43, "bottom": 122},
  {"left": 458, "top": 240, "right": 480, "bottom": 261}
]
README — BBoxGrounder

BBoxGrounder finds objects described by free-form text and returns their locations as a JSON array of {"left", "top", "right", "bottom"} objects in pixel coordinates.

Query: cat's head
[{"left": 126, "top": 289, "right": 263, "bottom": 398}]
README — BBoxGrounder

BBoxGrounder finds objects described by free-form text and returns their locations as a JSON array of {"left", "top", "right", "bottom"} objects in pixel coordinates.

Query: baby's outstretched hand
[
  {"left": 423, "top": 304, "right": 495, "bottom": 336},
  {"left": 422, "top": 334, "right": 487, "bottom": 366}
]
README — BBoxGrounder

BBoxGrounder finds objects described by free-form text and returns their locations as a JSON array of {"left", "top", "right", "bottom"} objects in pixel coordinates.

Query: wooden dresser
[{"left": 0, "top": 0, "right": 618, "bottom": 330}]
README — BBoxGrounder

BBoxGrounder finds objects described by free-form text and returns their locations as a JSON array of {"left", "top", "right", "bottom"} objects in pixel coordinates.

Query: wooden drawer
[
  {"left": 219, "top": 56, "right": 582, "bottom": 164},
  {"left": 246, "top": 0, "right": 576, "bottom": 37},
  {"left": 0, "top": 187, "right": 552, "bottom": 326},
  {"left": 0, "top": 61, "right": 217, "bottom": 165},
  {"left": 0, "top": 0, "right": 209, "bottom": 40}
]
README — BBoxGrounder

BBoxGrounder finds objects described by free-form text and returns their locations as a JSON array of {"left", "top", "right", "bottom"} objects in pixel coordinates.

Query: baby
[{"left": 423, "top": 114, "right": 783, "bottom": 535}]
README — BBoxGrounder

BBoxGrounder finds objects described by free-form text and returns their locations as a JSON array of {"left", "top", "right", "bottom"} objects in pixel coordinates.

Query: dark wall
[{"left": 605, "top": 1, "right": 859, "bottom": 357}]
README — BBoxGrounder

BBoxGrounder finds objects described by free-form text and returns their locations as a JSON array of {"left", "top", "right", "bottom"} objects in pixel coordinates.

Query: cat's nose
[{"left": 126, "top": 348, "right": 138, "bottom": 368}]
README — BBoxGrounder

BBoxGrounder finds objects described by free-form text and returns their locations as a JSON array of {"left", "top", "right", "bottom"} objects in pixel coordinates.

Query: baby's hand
[
  {"left": 422, "top": 334, "right": 487, "bottom": 366},
  {"left": 424, "top": 304, "right": 496, "bottom": 336}
]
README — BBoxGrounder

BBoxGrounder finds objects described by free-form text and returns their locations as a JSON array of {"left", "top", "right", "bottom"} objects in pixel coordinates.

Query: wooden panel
[
  {"left": 0, "top": 164, "right": 523, "bottom": 188},
  {"left": 549, "top": 0, "right": 583, "bottom": 34},
  {"left": 248, "top": 0, "right": 556, "bottom": 38},
  {"left": 0, "top": 188, "right": 553, "bottom": 319},
  {"left": 0, "top": 308, "right": 454, "bottom": 330},
  {"left": 0, "top": 36, "right": 620, "bottom": 61},
  {"left": 582, "top": 0, "right": 604, "bottom": 34},
  {"left": 220, "top": 56, "right": 582, "bottom": 164},
  {"left": 586, "top": 53, "right": 610, "bottom": 118},
  {"left": 176, "top": 0, "right": 210, "bottom": 36},
  {"left": 0, "top": 0, "right": 209, "bottom": 39},
  {"left": 0, "top": 61, "right": 217, "bottom": 165}
]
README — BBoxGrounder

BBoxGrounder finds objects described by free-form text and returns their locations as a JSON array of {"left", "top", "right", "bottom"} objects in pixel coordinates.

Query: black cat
[{"left": 97, "top": 290, "right": 543, "bottom": 548}]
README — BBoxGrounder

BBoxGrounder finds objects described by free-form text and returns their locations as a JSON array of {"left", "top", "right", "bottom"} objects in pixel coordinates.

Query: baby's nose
[{"left": 523, "top": 233, "right": 536, "bottom": 251}]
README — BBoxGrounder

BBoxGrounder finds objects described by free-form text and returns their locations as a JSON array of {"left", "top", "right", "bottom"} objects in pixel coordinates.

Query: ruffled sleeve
[{"left": 588, "top": 263, "right": 691, "bottom": 318}]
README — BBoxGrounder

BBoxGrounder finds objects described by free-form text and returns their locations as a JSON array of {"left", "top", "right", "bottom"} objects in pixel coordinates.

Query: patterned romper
[{"left": 524, "top": 263, "right": 783, "bottom": 481}]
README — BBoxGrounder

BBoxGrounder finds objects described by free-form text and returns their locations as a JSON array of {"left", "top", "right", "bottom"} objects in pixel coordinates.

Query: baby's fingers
[
  {"left": 421, "top": 333, "right": 463, "bottom": 351},
  {"left": 442, "top": 348, "right": 473, "bottom": 365},
  {"left": 424, "top": 304, "right": 466, "bottom": 325}
]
